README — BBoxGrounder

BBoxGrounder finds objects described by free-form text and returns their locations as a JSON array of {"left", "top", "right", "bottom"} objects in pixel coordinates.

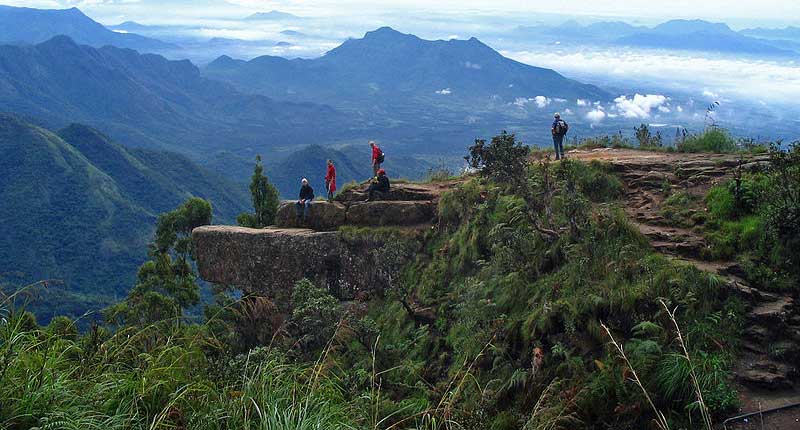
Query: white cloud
[
  {"left": 676, "top": 105, "right": 684, "bottom": 113},
  {"left": 576, "top": 99, "right": 589, "bottom": 107},
  {"left": 464, "top": 61, "right": 482, "bottom": 70},
  {"left": 513, "top": 96, "right": 551, "bottom": 108},
  {"left": 534, "top": 95, "right": 550, "bottom": 108},
  {"left": 658, "top": 106, "right": 671, "bottom": 113},
  {"left": 435, "top": 88, "right": 452, "bottom": 95},
  {"left": 586, "top": 108, "right": 606, "bottom": 123},
  {"left": 702, "top": 89, "right": 720, "bottom": 99},
  {"left": 564, "top": 108, "right": 574, "bottom": 115},
  {"left": 613, "top": 94, "right": 668, "bottom": 119},
  {"left": 553, "top": 98, "right": 567, "bottom": 103}
]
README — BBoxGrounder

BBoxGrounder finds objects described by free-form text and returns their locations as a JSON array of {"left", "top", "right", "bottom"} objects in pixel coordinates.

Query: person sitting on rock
[
  {"left": 325, "top": 159, "right": 336, "bottom": 202},
  {"left": 296, "top": 178, "right": 314, "bottom": 222},
  {"left": 366, "top": 169, "right": 390, "bottom": 202}
]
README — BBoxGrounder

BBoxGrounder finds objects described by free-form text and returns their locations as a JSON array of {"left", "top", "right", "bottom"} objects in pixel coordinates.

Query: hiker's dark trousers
[
  {"left": 553, "top": 135, "right": 565, "bottom": 160},
  {"left": 295, "top": 200, "right": 312, "bottom": 219}
]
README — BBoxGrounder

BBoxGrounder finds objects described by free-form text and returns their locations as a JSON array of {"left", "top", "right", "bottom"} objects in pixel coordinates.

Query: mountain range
[
  {"left": 0, "top": 114, "right": 248, "bottom": 322},
  {"left": 0, "top": 35, "right": 350, "bottom": 162},
  {"left": 514, "top": 19, "right": 799, "bottom": 57},
  {"left": 0, "top": 5, "right": 175, "bottom": 52},
  {"left": 205, "top": 27, "right": 609, "bottom": 109}
]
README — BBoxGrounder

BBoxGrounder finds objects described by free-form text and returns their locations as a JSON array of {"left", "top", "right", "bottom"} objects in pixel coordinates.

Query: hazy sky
[{"left": 5, "top": 0, "right": 800, "bottom": 27}]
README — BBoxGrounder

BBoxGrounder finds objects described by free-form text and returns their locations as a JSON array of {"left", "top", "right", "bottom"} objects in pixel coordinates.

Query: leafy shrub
[
  {"left": 574, "top": 160, "right": 624, "bottom": 202},
  {"left": 762, "top": 143, "right": 800, "bottom": 281},
  {"left": 289, "top": 279, "right": 342, "bottom": 354},
  {"left": 678, "top": 129, "right": 737, "bottom": 153},
  {"left": 466, "top": 131, "right": 529, "bottom": 187}
]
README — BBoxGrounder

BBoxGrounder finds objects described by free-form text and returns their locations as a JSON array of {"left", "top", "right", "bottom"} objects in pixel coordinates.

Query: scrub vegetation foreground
[{"left": 2, "top": 131, "right": 799, "bottom": 430}]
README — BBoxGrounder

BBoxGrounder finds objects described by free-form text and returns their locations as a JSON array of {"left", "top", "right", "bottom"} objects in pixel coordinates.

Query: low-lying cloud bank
[{"left": 504, "top": 47, "right": 800, "bottom": 106}]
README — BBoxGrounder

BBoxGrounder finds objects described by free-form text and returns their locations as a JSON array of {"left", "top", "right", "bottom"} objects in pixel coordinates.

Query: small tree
[
  {"left": 635, "top": 123, "right": 663, "bottom": 148},
  {"left": 105, "top": 198, "right": 212, "bottom": 329},
  {"left": 465, "top": 131, "right": 529, "bottom": 187},
  {"left": 238, "top": 155, "right": 280, "bottom": 228}
]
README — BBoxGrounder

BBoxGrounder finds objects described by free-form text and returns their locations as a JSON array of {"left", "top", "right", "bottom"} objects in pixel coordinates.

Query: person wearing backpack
[
  {"left": 551, "top": 113, "right": 569, "bottom": 160},
  {"left": 370, "top": 141, "right": 384, "bottom": 176}
]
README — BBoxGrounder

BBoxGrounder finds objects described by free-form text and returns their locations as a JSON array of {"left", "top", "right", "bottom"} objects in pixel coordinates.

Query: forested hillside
[{"left": 0, "top": 114, "right": 248, "bottom": 321}]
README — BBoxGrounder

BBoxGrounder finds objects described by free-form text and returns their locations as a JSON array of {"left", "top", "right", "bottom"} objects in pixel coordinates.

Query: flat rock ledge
[
  {"left": 275, "top": 200, "right": 436, "bottom": 231},
  {"left": 193, "top": 225, "right": 417, "bottom": 301}
]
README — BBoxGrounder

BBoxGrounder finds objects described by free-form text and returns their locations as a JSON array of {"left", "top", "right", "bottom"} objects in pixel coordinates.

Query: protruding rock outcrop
[
  {"left": 193, "top": 181, "right": 460, "bottom": 300},
  {"left": 193, "top": 226, "right": 420, "bottom": 301}
]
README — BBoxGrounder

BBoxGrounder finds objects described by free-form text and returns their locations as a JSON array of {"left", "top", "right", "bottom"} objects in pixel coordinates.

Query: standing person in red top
[
  {"left": 325, "top": 159, "right": 336, "bottom": 202},
  {"left": 370, "top": 141, "right": 384, "bottom": 177}
]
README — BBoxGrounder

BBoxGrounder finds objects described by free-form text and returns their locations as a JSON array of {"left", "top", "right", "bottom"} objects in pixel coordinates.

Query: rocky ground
[{"left": 570, "top": 148, "right": 800, "bottom": 428}]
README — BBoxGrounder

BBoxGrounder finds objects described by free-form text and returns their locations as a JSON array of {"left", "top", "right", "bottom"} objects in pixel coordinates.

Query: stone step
[
  {"left": 737, "top": 359, "right": 796, "bottom": 390},
  {"left": 750, "top": 297, "right": 794, "bottom": 325}
]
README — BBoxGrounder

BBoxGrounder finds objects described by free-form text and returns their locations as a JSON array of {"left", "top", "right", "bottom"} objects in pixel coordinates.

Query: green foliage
[
  {"left": 761, "top": 143, "right": 800, "bottom": 281},
  {"left": 678, "top": 129, "right": 737, "bottom": 153},
  {"left": 0, "top": 306, "right": 356, "bottom": 430},
  {"left": 290, "top": 279, "right": 342, "bottom": 355},
  {"left": 661, "top": 191, "right": 704, "bottom": 228},
  {"left": 105, "top": 198, "right": 212, "bottom": 327},
  {"left": 701, "top": 148, "right": 799, "bottom": 289},
  {"left": 466, "top": 131, "right": 530, "bottom": 187},
  {"left": 571, "top": 132, "right": 633, "bottom": 150},
  {"left": 367, "top": 161, "right": 744, "bottom": 429},
  {"left": 573, "top": 160, "right": 624, "bottom": 202},
  {"left": 238, "top": 155, "right": 280, "bottom": 228}
]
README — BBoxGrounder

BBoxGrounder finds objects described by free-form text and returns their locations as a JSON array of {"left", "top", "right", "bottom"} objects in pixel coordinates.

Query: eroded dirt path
[{"left": 570, "top": 148, "right": 800, "bottom": 428}]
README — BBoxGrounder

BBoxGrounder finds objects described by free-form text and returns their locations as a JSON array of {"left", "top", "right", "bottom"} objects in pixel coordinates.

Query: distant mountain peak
[
  {"left": 39, "top": 34, "right": 81, "bottom": 49},
  {"left": 653, "top": 19, "right": 733, "bottom": 35},
  {"left": 363, "top": 26, "right": 413, "bottom": 39},
  {"left": 245, "top": 10, "right": 301, "bottom": 20}
]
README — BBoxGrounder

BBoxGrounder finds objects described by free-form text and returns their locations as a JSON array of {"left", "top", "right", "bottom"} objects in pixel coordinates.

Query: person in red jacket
[
  {"left": 325, "top": 159, "right": 336, "bottom": 202},
  {"left": 370, "top": 141, "right": 383, "bottom": 176}
]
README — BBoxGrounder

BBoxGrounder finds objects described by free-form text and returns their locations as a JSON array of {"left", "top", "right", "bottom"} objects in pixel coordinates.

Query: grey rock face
[{"left": 193, "top": 226, "right": 417, "bottom": 302}]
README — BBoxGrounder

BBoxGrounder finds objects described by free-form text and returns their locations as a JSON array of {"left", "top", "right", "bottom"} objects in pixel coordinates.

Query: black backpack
[
  {"left": 377, "top": 151, "right": 385, "bottom": 164},
  {"left": 555, "top": 120, "right": 569, "bottom": 136}
]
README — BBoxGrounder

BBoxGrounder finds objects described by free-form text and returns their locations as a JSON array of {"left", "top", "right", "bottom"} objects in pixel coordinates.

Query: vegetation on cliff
[{"left": 1, "top": 135, "right": 798, "bottom": 429}]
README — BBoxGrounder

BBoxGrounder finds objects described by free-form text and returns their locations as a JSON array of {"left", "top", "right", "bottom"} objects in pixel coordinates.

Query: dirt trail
[{"left": 570, "top": 148, "right": 800, "bottom": 427}]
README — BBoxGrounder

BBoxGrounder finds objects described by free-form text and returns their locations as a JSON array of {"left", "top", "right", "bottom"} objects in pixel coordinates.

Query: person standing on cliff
[
  {"left": 551, "top": 113, "right": 569, "bottom": 160},
  {"left": 296, "top": 178, "right": 314, "bottom": 223},
  {"left": 325, "top": 159, "right": 337, "bottom": 202},
  {"left": 370, "top": 141, "right": 384, "bottom": 177}
]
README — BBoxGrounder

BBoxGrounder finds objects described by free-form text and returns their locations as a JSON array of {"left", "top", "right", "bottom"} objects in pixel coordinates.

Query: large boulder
[
  {"left": 336, "top": 183, "right": 439, "bottom": 202},
  {"left": 346, "top": 201, "right": 436, "bottom": 226},
  {"left": 193, "top": 225, "right": 419, "bottom": 302},
  {"left": 275, "top": 201, "right": 346, "bottom": 231}
]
